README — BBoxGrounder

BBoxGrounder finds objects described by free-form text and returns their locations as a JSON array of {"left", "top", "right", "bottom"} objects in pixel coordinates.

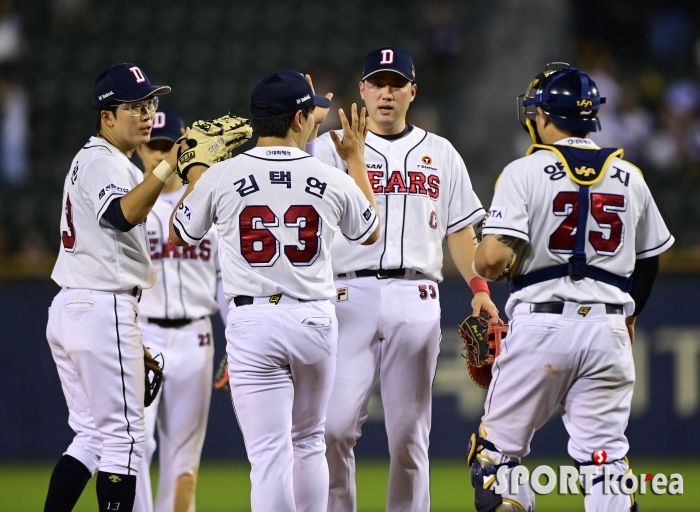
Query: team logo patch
[
  {"left": 98, "top": 183, "right": 129, "bottom": 201},
  {"left": 109, "top": 474, "right": 121, "bottom": 483},
  {"left": 576, "top": 99, "right": 593, "bottom": 108},
  {"left": 269, "top": 294, "right": 282, "bottom": 305},
  {"left": 421, "top": 155, "right": 432, "bottom": 166},
  {"left": 362, "top": 206, "right": 374, "bottom": 223},
  {"left": 575, "top": 166, "right": 596, "bottom": 177},
  {"left": 578, "top": 307, "right": 591, "bottom": 317},
  {"left": 486, "top": 207, "right": 505, "bottom": 223},
  {"left": 336, "top": 287, "right": 348, "bottom": 302}
]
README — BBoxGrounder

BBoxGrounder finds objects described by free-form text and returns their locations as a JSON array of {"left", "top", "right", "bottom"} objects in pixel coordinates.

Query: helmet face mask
[{"left": 517, "top": 62, "right": 606, "bottom": 145}]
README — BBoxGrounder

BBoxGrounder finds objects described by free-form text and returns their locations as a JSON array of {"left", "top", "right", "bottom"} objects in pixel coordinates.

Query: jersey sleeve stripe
[
  {"left": 447, "top": 207, "right": 486, "bottom": 230},
  {"left": 482, "top": 226, "right": 530, "bottom": 242},
  {"left": 95, "top": 192, "right": 126, "bottom": 220},
  {"left": 636, "top": 234, "right": 674, "bottom": 258},
  {"left": 173, "top": 216, "right": 205, "bottom": 244},
  {"left": 343, "top": 214, "right": 379, "bottom": 243}
]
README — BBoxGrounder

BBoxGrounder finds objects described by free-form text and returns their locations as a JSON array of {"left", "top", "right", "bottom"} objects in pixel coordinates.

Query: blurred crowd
[
  {"left": 0, "top": 0, "right": 699, "bottom": 261},
  {"left": 575, "top": 0, "right": 700, "bottom": 245}
]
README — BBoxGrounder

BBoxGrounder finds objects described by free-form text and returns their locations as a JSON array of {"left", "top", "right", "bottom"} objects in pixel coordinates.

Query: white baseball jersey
[
  {"left": 52, "top": 136, "right": 156, "bottom": 291},
  {"left": 483, "top": 138, "right": 674, "bottom": 317},
  {"left": 172, "top": 146, "right": 379, "bottom": 300},
  {"left": 310, "top": 127, "right": 485, "bottom": 280},
  {"left": 140, "top": 188, "right": 220, "bottom": 319}
]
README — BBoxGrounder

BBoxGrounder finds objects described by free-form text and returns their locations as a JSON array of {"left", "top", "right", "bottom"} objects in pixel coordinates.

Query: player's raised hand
[
  {"left": 305, "top": 74, "right": 333, "bottom": 128},
  {"left": 330, "top": 103, "right": 369, "bottom": 163}
]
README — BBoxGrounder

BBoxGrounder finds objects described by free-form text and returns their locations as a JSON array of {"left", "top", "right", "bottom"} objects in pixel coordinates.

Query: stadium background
[{"left": 0, "top": 0, "right": 699, "bottom": 510}]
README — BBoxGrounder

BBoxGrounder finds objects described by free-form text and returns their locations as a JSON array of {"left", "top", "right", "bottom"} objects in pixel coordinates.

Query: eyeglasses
[{"left": 116, "top": 97, "right": 159, "bottom": 117}]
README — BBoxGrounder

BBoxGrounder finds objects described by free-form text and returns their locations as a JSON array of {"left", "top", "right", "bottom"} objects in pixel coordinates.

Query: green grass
[{"left": 2, "top": 458, "right": 698, "bottom": 511}]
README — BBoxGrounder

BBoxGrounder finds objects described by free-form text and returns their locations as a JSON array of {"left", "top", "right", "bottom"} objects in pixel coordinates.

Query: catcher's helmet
[{"left": 517, "top": 62, "right": 606, "bottom": 144}]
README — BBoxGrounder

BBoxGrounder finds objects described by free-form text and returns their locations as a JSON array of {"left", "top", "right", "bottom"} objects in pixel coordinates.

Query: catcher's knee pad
[
  {"left": 467, "top": 432, "right": 534, "bottom": 512},
  {"left": 576, "top": 457, "right": 638, "bottom": 512}
]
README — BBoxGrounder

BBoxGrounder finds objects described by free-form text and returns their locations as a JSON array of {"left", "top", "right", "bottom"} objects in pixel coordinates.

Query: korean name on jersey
[
  {"left": 52, "top": 137, "right": 156, "bottom": 292},
  {"left": 172, "top": 147, "right": 379, "bottom": 301},
  {"left": 310, "top": 128, "right": 484, "bottom": 281},
  {"left": 483, "top": 141, "right": 674, "bottom": 316}
]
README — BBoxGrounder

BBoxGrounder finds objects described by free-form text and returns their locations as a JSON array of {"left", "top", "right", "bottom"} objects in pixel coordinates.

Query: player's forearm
[
  {"left": 120, "top": 173, "right": 167, "bottom": 225},
  {"left": 447, "top": 225, "right": 479, "bottom": 283},
  {"left": 474, "top": 234, "right": 515, "bottom": 280},
  {"left": 169, "top": 165, "right": 207, "bottom": 246}
]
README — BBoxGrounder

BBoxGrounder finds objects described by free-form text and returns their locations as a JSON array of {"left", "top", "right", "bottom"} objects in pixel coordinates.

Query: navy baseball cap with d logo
[
  {"left": 92, "top": 63, "right": 171, "bottom": 110},
  {"left": 362, "top": 47, "right": 416, "bottom": 82},
  {"left": 250, "top": 70, "right": 332, "bottom": 117},
  {"left": 149, "top": 109, "right": 186, "bottom": 143}
]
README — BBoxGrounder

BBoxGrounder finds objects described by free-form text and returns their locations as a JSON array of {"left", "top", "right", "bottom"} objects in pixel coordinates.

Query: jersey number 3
[
  {"left": 549, "top": 192, "right": 626, "bottom": 256},
  {"left": 62, "top": 194, "right": 77, "bottom": 252},
  {"left": 240, "top": 205, "right": 322, "bottom": 267}
]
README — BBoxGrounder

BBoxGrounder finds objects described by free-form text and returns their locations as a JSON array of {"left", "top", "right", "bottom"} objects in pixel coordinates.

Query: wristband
[
  {"left": 470, "top": 276, "right": 490, "bottom": 295},
  {"left": 152, "top": 159, "right": 174, "bottom": 184}
]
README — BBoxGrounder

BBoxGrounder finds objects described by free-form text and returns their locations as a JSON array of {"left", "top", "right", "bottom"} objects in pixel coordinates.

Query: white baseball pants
[
  {"left": 325, "top": 277, "right": 442, "bottom": 512},
  {"left": 46, "top": 288, "right": 146, "bottom": 475},
  {"left": 481, "top": 301, "right": 635, "bottom": 512},
  {"left": 226, "top": 298, "right": 338, "bottom": 512},
  {"left": 134, "top": 317, "right": 214, "bottom": 512}
]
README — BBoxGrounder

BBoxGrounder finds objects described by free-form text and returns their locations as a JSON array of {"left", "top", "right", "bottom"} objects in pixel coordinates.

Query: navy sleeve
[
  {"left": 101, "top": 197, "right": 136, "bottom": 232},
  {"left": 630, "top": 255, "right": 659, "bottom": 316}
]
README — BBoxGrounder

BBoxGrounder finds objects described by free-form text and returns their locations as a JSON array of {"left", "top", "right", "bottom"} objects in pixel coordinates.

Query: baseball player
[
  {"left": 44, "top": 63, "right": 183, "bottom": 512},
  {"left": 168, "top": 70, "right": 380, "bottom": 512},
  {"left": 307, "top": 47, "right": 498, "bottom": 511},
  {"left": 470, "top": 63, "right": 674, "bottom": 512},
  {"left": 133, "top": 109, "right": 226, "bottom": 512}
]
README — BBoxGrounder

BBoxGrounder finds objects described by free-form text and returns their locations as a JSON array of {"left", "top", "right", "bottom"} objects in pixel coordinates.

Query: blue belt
[{"left": 509, "top": 261, "right": 632, "bottom": 292}]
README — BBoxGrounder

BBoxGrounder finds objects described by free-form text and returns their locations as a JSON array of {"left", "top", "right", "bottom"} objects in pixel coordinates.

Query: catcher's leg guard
[
  {"left": 467, "top": 432, "right": 535, "bottom": 512},
  {"left": 576, "top": 457, "right": 638, "bottom": 512}
]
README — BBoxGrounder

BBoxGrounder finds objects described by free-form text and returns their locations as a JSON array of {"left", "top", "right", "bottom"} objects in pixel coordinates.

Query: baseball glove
[
  {"left": 176, "top": 114, "right": 253, "bottom": 184},
  {"left": 213, "top": 354, "right": 230, "bottom": 396},
  {"left": 458, "top": 316, "right": 508, "bottom": 389},
  {"left": 144, "top": 345, "right": 164, "bottom": 407}
]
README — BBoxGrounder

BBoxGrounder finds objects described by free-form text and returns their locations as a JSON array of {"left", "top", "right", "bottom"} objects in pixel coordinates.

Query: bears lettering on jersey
[
  {"left": 150, "top": 238, "right": 211, "bottom": 261},
  {"left": 365, "top": 169, "right": 440, "bottom": 199}
]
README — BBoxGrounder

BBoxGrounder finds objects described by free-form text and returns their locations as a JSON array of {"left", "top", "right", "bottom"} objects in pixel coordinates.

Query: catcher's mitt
[
  {"left": 176, "top": 114, "right": 253, "bottom": 184},
  {"left": 458, "top": 316, "right": 508, "bottom": 389},
  {"left": 213, "top": 354, "right": 230, "bottom": 396},
  {"left": 144, "top": 345, "right": 164, "bottom": 407}
]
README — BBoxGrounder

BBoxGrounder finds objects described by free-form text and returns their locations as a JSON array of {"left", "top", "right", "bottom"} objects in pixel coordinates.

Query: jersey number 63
[{"left": 239, "top": 205, "right": 321, "bottom": 267}]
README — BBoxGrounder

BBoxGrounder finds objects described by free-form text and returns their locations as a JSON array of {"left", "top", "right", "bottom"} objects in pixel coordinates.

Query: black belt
[
  {"left": 233, "top": 295, "right": 314, "bottom": 306},
  {"left": 147, "top": 317, "right": 195, "bottom": 328},
  {"left": 530, "top": 302, "right": 624, "bottom": 315},
  {"left": 130, "top": 286, "right": 142, "bottom": 302},
  {"left": 337, "top": 268, "right": 421, "bottom": 279}
]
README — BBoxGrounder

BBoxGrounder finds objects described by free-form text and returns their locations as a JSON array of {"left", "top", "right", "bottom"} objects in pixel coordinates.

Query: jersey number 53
[
  {"left": 240, "top": 205, "right": 321, "bottom": 267},
  {"left": 549, "top": 191, "right": 626, "bottom": 256}
]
